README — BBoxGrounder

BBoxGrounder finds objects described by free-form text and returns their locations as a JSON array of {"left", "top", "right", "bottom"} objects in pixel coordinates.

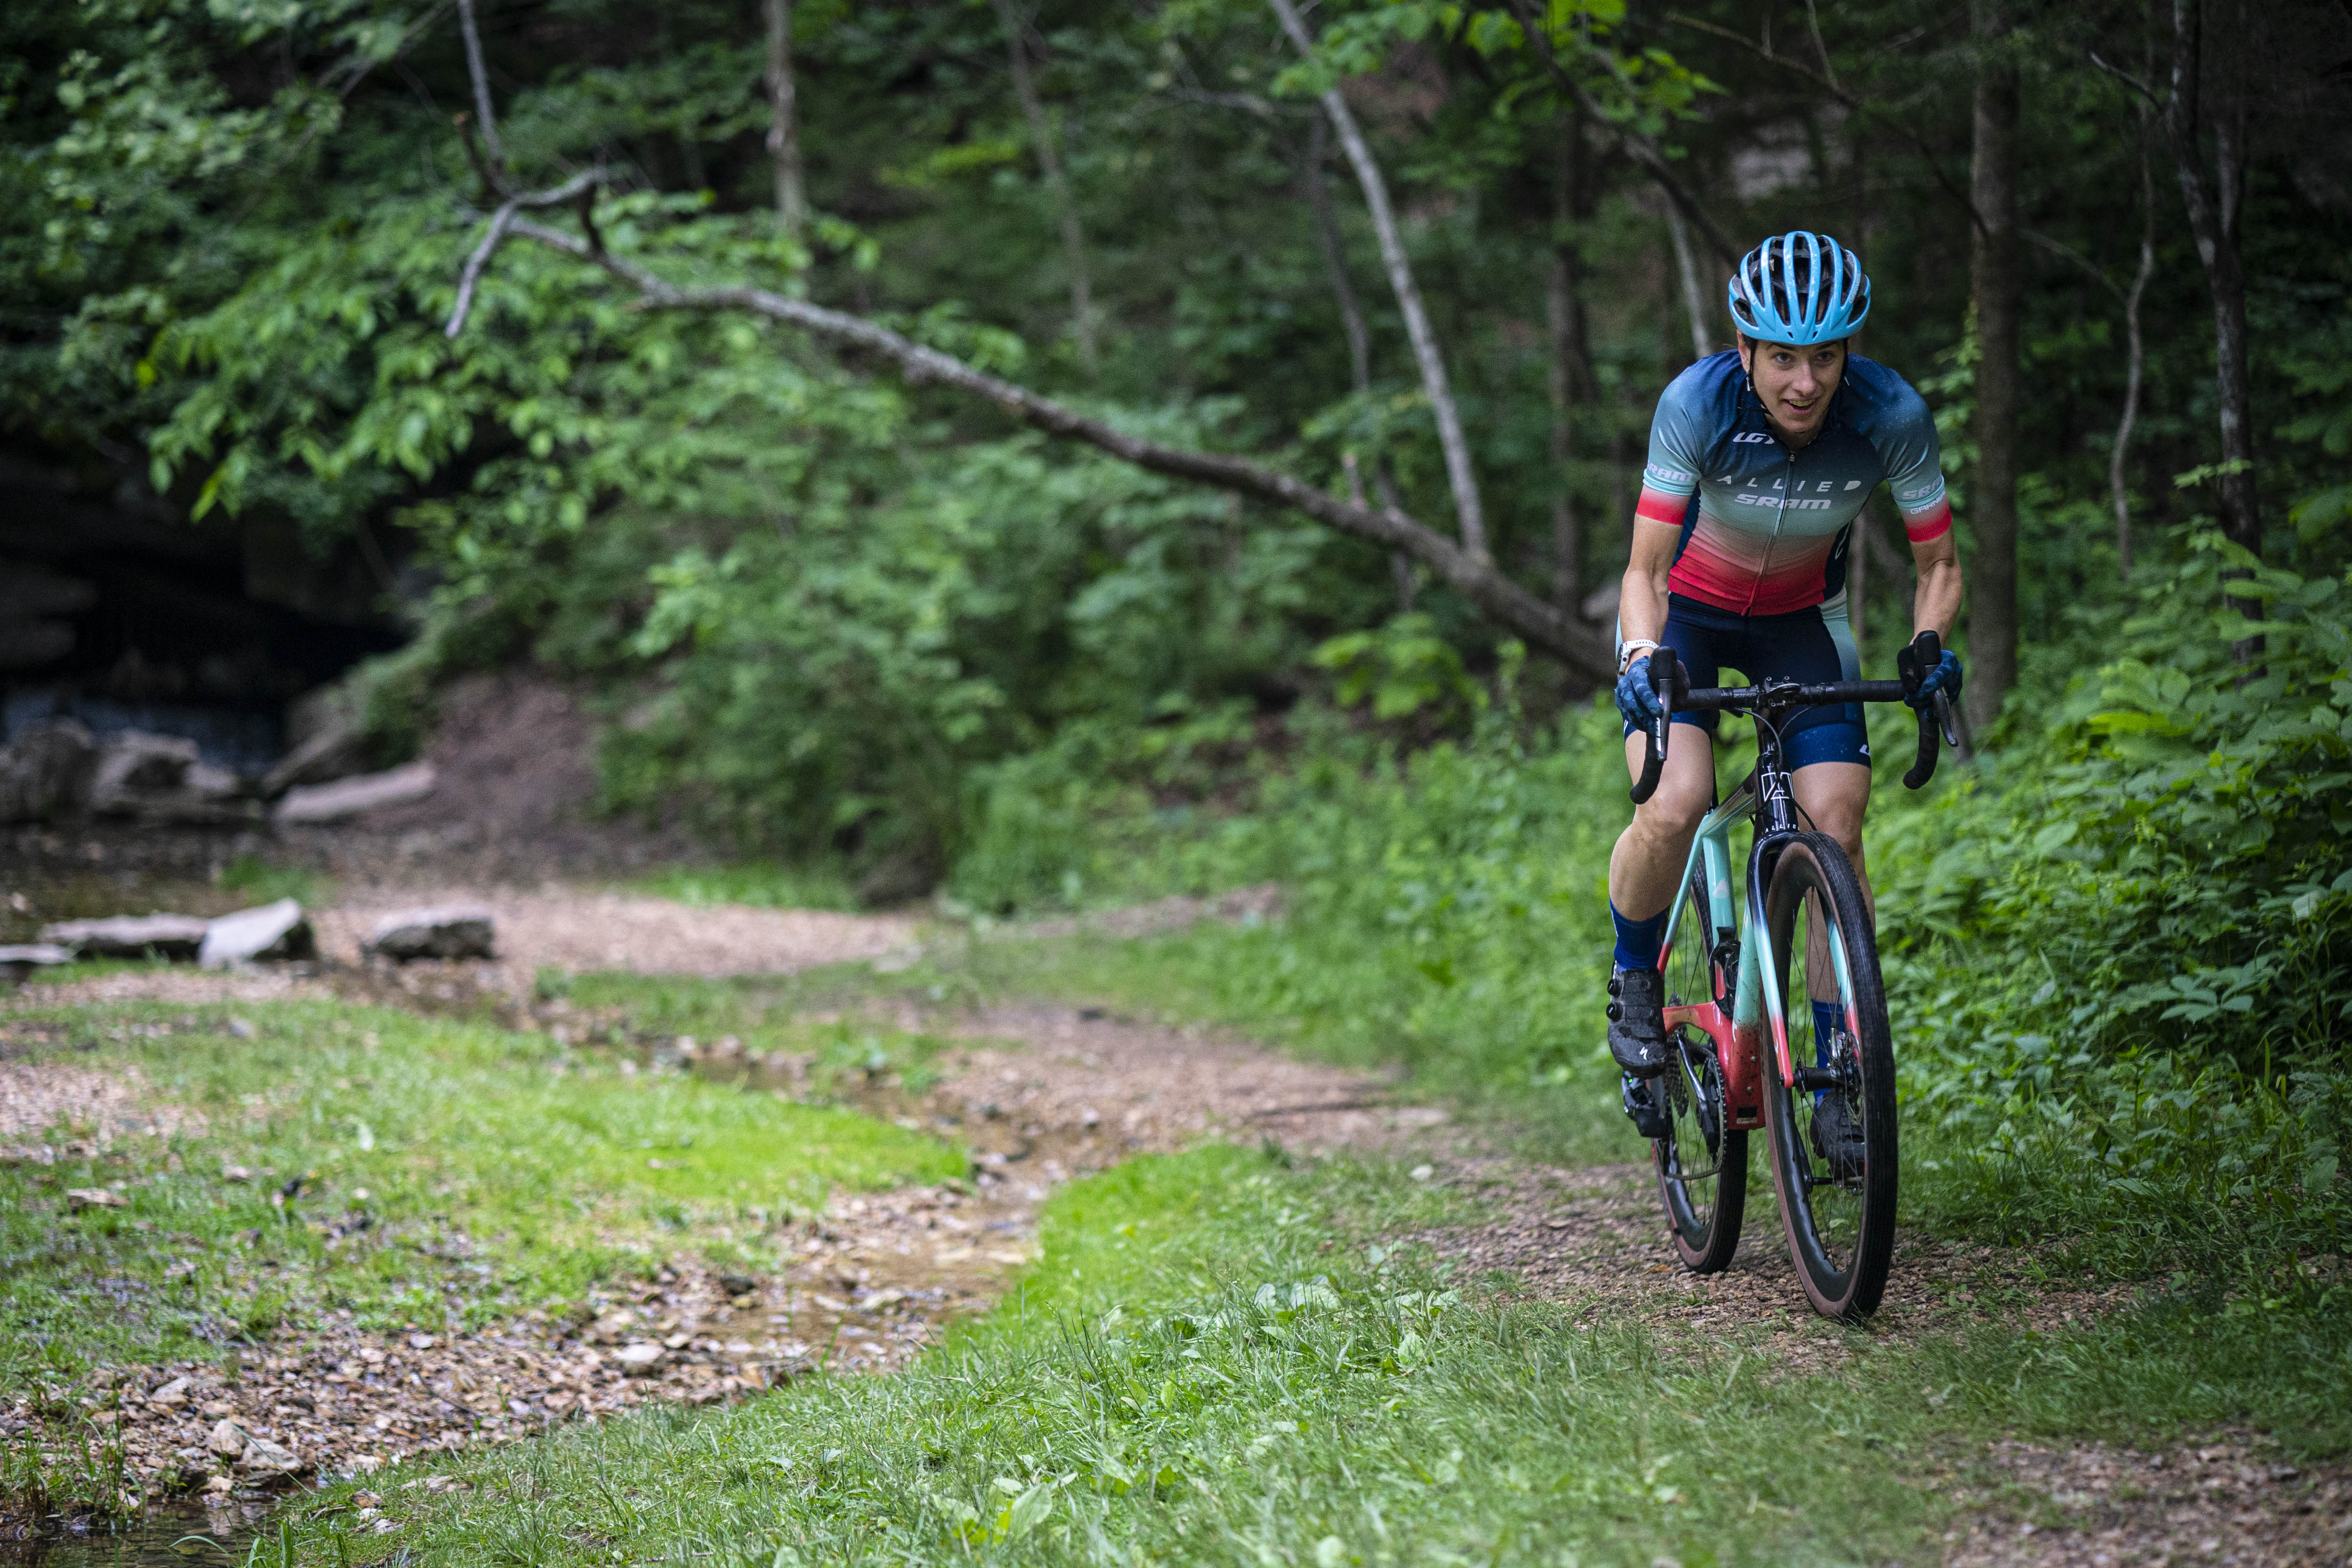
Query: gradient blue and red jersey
[{"left": 1634, "top": 351, "right": 1951, "bottom": 620}]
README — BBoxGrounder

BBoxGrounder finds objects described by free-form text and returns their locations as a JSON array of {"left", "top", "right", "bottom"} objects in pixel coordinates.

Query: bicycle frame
[{"left": 1649, "top": 724, "right": 1857, "bottom": 1129}]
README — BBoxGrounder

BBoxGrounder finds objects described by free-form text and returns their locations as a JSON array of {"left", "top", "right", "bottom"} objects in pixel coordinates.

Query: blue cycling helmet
[{"left": 1726, "top": 231, "right": 1870, "bottom": 345}]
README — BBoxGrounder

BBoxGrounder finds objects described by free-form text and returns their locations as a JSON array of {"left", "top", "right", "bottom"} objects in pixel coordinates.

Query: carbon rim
[
  {"left": 1656, "top": 876, "right": 1745, "bottom": 1272},
  {"left": 1764, "top": 837, "right": 1897, "bottom": 1319}
]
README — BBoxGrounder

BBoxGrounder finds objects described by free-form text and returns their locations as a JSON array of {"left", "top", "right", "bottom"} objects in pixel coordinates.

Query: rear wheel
[
  {"left": 1761, "top": 833, "right": 1898, "bottom": 1320},
  {"left": 1655, "top": 873, "right": 1747, "bottom": 1273}
]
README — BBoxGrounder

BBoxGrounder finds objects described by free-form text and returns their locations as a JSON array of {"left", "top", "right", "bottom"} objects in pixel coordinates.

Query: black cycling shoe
[
  {"left": 1809, "top": 1086, "right": 1868, "bottom": 1181},
  {"left": 1622, "top": 1073, "right": 1672, "bottom": 1141},
  {"left": 1606, "top": 966, "right": 1670, "bottom": 1077}
]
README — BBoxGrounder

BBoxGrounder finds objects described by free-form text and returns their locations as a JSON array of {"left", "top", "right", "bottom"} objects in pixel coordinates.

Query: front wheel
[
  {"left": 1761, "top": 834, "right": 1898, "bottom": 1320},
  {"left": 1655, "top": 871, "right": 1747, "bottom": 1273}
]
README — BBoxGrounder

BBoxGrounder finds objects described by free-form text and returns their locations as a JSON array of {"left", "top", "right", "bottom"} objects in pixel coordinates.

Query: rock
[
  {"left": 363, "top": 904, "right": 495, "bottom": 962},
  {"left": 91, "top": 730, "right": 199, "bottom": 800},
  {"left": 259, "top": 716, "right": 368, "bottom": 798},
  {"left": 89, "top": 730, "right": 257, "bottom": 824},
  {"left": 612, "top": 1342, "right": 665, "bottom": 1373},
  {"left": 237, "top": 1433, "right": 304, "bottom": 1475},
  {"left": 40, "top": 913, "right": 211, "bottom": 962},
  {"left": 0, "top": 719, "right": 97, "bottom": 821},
  {"left": 66, "top": 1187, "right": 127, "bottom": 1211},
  {"left": 198, "top": 899, "right": 316, "bottom": 969},
  {"left": 206, "top": 1419, "right": 247, "bottom": 1457},
  {"left": 273, "top": 761, "right": 435, "bottom": 825},
  {"left": 0, "top": 943, "right": 73, "bottom": 988},
  {"left": 148, "top": 1377, "right": 191, "bottom": 1408}
]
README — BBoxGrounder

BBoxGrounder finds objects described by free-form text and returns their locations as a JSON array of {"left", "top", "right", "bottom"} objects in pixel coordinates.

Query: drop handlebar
[{"left": 1627, "top": 630, "right": 1954, "bottom": 805}]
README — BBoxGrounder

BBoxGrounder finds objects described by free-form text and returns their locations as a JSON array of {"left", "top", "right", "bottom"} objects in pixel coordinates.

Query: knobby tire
[
  {"left": 1761, "top": 833, "right": 1898, "bottom": 1320},
  {"left": 1656, "top": 870, "right": 1747, "bottom": 1273}
]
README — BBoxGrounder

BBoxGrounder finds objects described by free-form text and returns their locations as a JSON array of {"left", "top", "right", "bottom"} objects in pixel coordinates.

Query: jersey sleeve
[
  {"left": 1635, "top": 374, "right": 1707, "bottom": 529},
  {"left": 1875, "top": 385, "right": 1951, "bottom": 544}
]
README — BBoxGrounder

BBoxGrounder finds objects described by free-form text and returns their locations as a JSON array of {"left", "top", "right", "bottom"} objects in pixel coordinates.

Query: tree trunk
[
  {"left": 1304, "top": 119, "right": 1412, "bottom": 610},
  {"left": 1304, "top": 119, "right": 1371, "bottom": 392},
  {"left": 1965, "top": 0, "right": 2021, "bottom": 735},
  {"left": 1662, "top": 200, "right": 1711, "bottom": 364},
  {"left": 1548, "top": 114, "right": 1595, "bottom": 612},
  {"left": 2112, "top": 105, "right": 2155, "bottom": 581},
  {"left": 764, "top": 0, "right": 807, "bottom": 241},
  {"left": 992, "top": 0, "right": 1097, "bottom": 376},
  {"left": 2162, "top": 0, "right": 2261, "bottom": 628},
  {"left": 1268, "top": 0, "right": 1490, "bottom": 565}
]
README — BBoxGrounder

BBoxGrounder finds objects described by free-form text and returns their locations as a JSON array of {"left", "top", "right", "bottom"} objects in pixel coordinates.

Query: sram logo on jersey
[{"left": 1734, "top": 492, "right": 1834, "bottom": 511}]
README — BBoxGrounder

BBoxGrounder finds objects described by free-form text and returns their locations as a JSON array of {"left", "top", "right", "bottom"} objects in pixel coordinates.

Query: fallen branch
[
  {"left": 438, "top": 8, "right": 1608, "bottom": 677},
  {"left": 473, "top": 213, "right": 1614, "bottom": 677}
]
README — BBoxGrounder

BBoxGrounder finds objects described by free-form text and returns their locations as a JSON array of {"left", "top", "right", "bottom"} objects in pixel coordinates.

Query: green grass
[
  {"left": 215, "top": 853, "right": 324, "bottom": 908},
  {"left": 281, "top": 1144, "right": 2352, "bottom": 1568},
  {"left": 0, "top": 1000, "right": 962, "bottom": 1385},
  {"left": 895, "top": 925, "right": 1638, "bottom": 1171},
  {"left": 623, "top": 861, "right": 861, "bottom": 913},
  {"left": 534, "top": 967, "right": 962, "bottom": 1095}
]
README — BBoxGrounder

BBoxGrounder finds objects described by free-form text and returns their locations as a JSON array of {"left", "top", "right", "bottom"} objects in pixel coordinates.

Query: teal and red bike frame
[{"left": 1627, "top": 648, "right": 1953, "bottom": 1124}]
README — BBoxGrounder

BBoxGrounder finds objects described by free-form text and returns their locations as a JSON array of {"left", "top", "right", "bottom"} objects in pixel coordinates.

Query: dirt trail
[
  {"left": 10, "top": 883, "right": 2348, "bottom": 1562},
  {"left": 311, "top": 887, "right": 915, "bottom": 978}
]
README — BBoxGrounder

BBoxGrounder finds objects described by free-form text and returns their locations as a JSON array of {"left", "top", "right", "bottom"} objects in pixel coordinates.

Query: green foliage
[{"left": 1859, "top": 538, "right": 2352, "bottom": 1268}]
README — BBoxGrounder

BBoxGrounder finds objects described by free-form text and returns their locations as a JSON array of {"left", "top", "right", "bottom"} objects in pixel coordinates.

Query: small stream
[{"left": 7, "top": 1504, "right": 262, "bottom": 1568}]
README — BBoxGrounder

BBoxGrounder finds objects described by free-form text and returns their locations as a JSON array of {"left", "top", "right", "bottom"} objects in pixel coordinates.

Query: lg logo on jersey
[{"left": 1732, "top": 431, "right": 1773, "bottom": 444}]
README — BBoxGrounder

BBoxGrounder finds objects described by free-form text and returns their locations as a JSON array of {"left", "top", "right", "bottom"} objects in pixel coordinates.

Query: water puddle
[{"left": 2, "top": 1504, "right": 264, "bottom": 1568}]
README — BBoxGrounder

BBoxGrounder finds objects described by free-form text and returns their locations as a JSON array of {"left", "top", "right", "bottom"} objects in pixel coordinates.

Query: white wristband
[{"left": 1618, "top": 639, "right": 1660, "bottom": 673}]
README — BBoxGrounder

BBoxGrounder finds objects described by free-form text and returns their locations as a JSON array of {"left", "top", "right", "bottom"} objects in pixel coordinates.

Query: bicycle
[{"left": 1624, "top": 632, "right": 1957, "bottom": 1321}]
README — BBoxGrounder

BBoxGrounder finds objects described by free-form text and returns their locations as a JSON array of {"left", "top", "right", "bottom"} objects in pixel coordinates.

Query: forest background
[{"left": 3, "top": 0, "right": 2351, "bottom": 1386}]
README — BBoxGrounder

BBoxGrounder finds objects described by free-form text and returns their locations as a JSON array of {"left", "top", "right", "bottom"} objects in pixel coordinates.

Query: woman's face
[{"left": 1740, "top": 338, "right": 1848, "bottom": 439}]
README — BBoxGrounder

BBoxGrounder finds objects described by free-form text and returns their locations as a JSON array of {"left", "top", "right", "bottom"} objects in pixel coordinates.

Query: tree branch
[
  {"left": 446, "top": 202, "right": 519, "bottom": 337},
  {"left": 456, "top": 0, "right": 503, "bottom": 174},
  {"left": 444, "top": 166, "right": 607, "bottom": 335},
  {"left": 1268, "top": 0, "right": 1490, "bottom": 564},
  {"left": 1665, "top": 9, "right": 1986, "bottom": 235},
  {"left": 461, "top": 212, "right": 1613, "bottom": 678},
  {"left": 2086, "top": 50, "right": 2160, "bottom": 106},
  {"left": 2022, "top": 227, "right": 2124, "bottom": 301},
  {"left": 1502, "top": 0, "right": 1742, "bottom": 268}
]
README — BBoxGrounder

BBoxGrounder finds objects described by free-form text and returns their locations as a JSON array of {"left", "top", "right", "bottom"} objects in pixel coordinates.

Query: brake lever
[{"left": 1628, "top": 650, "right": 1681, "bottom": 805}]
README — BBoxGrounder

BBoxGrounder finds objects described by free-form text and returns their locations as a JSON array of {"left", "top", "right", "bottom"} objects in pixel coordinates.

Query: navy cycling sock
[
  {"left": 1611, "top": 902, "right": 1668, "bottom": 972},
  {"left": 1812, "top": 999, "right": 1843, "bottom": 1064}
]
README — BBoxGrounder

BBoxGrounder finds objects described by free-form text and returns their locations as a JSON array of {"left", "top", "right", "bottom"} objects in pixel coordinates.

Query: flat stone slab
[
  {"left": 39, "top": 914, "right": 211, "bottom": 961},
  {"left": 0, "top": 944, "right": 74, "bottom": 987},
  {"left": 364, "top": 905, "right": 496, "bottom": 962},
  {"left": 199, "top": 899, "right": 317, "bottom": 969},
  {"left": 274, "top": 761, "right": 436, "bottom": 826}
]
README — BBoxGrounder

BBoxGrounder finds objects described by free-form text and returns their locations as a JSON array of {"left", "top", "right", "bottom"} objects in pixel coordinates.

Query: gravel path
[
  {"left": 8, "top": 877, "right": 2345, "bottom": 1562},
  {"left": 312, "top": 887, "right": 915, "bottom": 978}
]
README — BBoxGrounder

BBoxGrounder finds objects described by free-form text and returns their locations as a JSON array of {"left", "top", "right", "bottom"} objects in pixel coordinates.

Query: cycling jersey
[{"left": 1633, "top": 351, "right": 1950, "bottom": 619}]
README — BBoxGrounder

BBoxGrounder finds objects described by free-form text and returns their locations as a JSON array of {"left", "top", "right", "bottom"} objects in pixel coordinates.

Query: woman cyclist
[{"left": 1603, "top": 231, "right": 1965, "bottom": 1162}]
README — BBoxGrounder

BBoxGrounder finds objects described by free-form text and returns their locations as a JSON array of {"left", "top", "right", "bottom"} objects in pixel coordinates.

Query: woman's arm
[
  {"left": 1908, "top": 528, "right": 1963, "bottom": 641},
  {"left": 1618, "top": 518, "right": 1685, "bottom": 653}
]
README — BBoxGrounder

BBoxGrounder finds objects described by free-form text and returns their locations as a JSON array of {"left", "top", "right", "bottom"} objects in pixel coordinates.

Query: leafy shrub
[{"left": 1866, "top": 538, "right": 2352, "bottom": 1264}]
